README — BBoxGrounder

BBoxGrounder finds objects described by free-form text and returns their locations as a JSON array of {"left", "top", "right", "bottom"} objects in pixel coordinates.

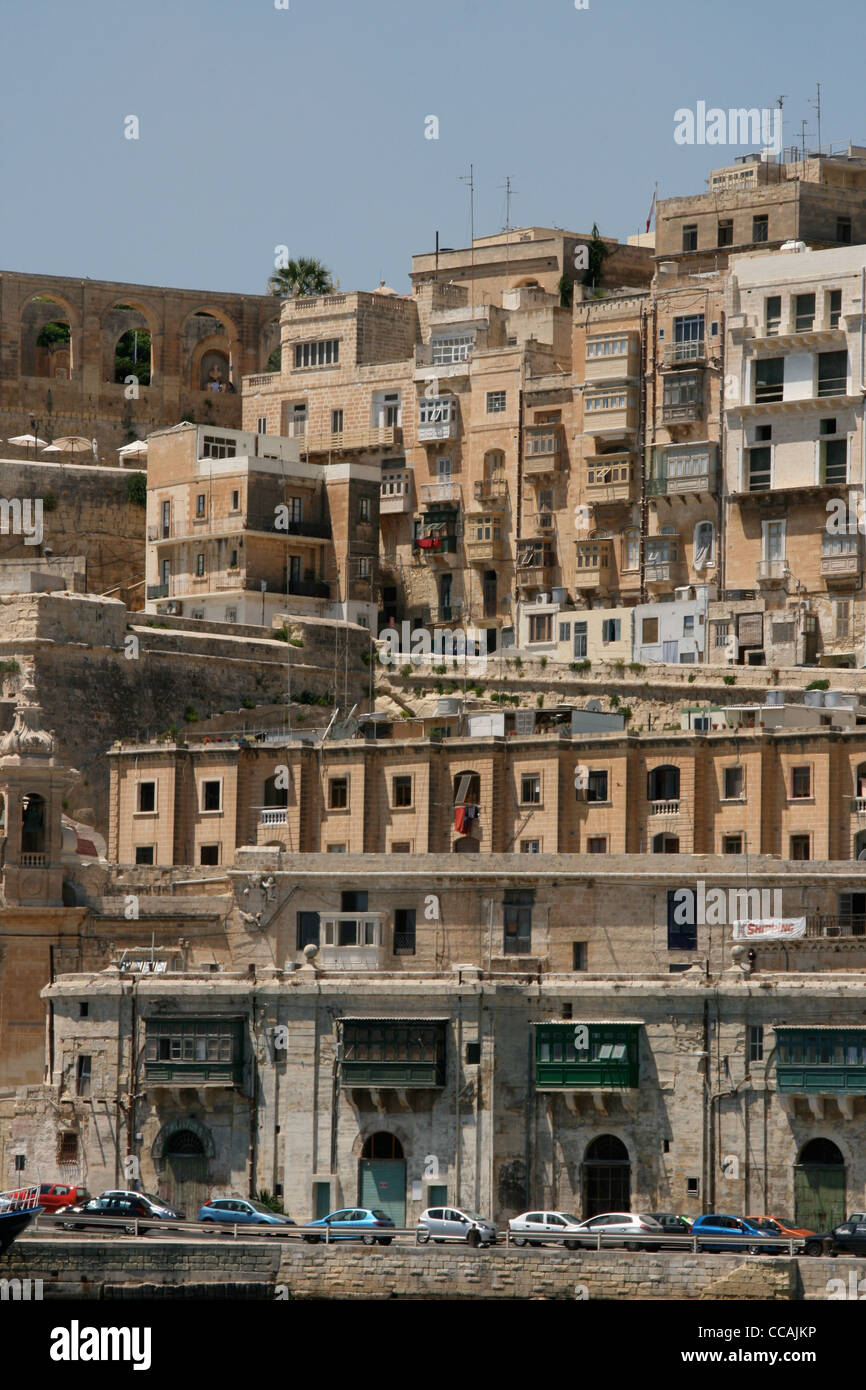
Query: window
[
  {"left": 465, "top": 1041, "right": 481, "bottom": 1065},
  {"left": 573, "top": 621, "right": 587, "bottom": 659},
  {"left": 528, "top": 613, "right": 553, "bottom": 643},
  {"left": 683, "top": 615, "right": 694, "bottom": 633},
  {"left": 755, "top": 357, "right": 783, "bottom": 403},
  {"left": 763, "top": 519, "right": 785, "bottom": 562},
  {"left": 230, "top": 490, "right": 240, "bottom": 511},
  {"left": 682, "top": 224, "right": 697, "bottom": 252},
  {"left": 642, "top": 617, "right": 658, "bottom": 644},
  {"left": 756, "top": 424, "right": 772, "bottom": 442},
  {"left": 791, "top": 765, "right": 811, "bottom": 799},
  {"left": 624, "top": 529, "right": 639, "bottom": 570},
  {"left": 327, "top": 844, "right": 346, "bottom": 853},
  {"left": 752, "top": 214, "right": 768, "bottom": 243},
  {"left": 559, "top": 622, "right": 571, "bottom": 642},
  {"left": 765, "top": 296, "right": 781, "bottom": 335},
  {"left": 357, "top": 556, "right": 372, "bottom": 580},
  {"left": 391, "top": 842, "right": 411, "bottom": 854},
  {"left": 76, "top": 1055, "right": 92, "bottom": 1097},
  {"left": 329, "top": 777, "right": 348, "bottom": 809},
  {"left": 200, "top": 844, "right": 219, "bottom": 866},
  {"left": 135, "top": 845, "right": 154, "bottom": 865},
  {"left": 723, "top": 834, "right": 743, "bottom": 854},
  {"left": 521, "top": 839, "right": 540, "bottom": 853},
  {"left": 667, "top": 888, "right": 697, "bottom": 950},
  {"left": 586, "top": 336, "right": 629, "bottom": 358},
  {"left": 137, "top": 781, "right": 156, "bottom": 813},
  {"left": 829, "top": 289, "right": 842, "bottom": 329},
  {"left": 836, "top": 216, "right": 852, "bottom": 244},
  {"left": 520, "top": 774, "right": 541, "bottom": 805},
  {"left": 820, "top": 417, "right": 837, "bottom": 437},
  {"left": 749, "top": 1025, "right": 764, "bottom": 1063},
  {"left": 294, "top": 339, "right": 339, "bottom": 368},
  {"left": 228, "top": 549, "right": 238, "bottom": 569},
  {"left": 601, "top": 618, "right": 620, "bottom": 644},
  {"left": 196, "top": 553, "right": 205, "bottom": 577},
  {"left": 573, "top": 942, "right": 587, "bottom": 971},
  {"left": 331, "top": 408, "right": 344, "bottom": 434},
  {"left": 717, "top": 219, "right": 733, "bottom": 247},
  {"left": 285, "top": 402, "right": 307, "bottom": 436},
  {"left": 818, "top": 350, "right": 848, "bottom": 397},
  {"left": 196, "top": 492, "right": 206, "bottom": 517},
  {"left": 296, "top": 912, "right": 320, "bottom": 949},
  {"left": 821, "top": 438, "right": 847, "bottom": 484},
  {"left": 835, "top": 599, "right": 852, "bottom": 640},
  {"left": 257, "top": 416, "right": 267, "bottom": 435},
  {"left": 714, "top": 621, "right": 730, "bottom": 649},
  {"left": 359, "top": 496, "right": 371, "bottom": 523},
  {"left": 201, "top": 780, "right": 221, "bottom": 812},
  {"left": 790, "top": 834, "right": 810, "bottom": 861},
  {"left": 586, "top": 769, "right": 608, "bottom": 802},
  {"left": 225, "top": 608, "right": 237, "bottom": 624},
  {"left": 747, "top": 447, "right": 771, "bottom": 491},
  {"left": 587, "top": 836, "right": 608, "bottom": 854},
  {"left": 794, "top": 293, "right": 815, "bottom": 332},
  {"left": 79, "top": 1001, "right": 89, "bottom": 1019},
  {"left": 504, "top": 889, "right": 533, "bottom": 954},
  {"left": 392, "top": 775, "right": 412, "bottom": 808},
  {"left": 418, "top": 396, "right": 454, "bottom": 426},
  {"left": 723, "top": 766, "right": 744, "bottom": 800},
  {"left": 201, "top": 434, "right": 237, "bottom": 460},
  {"left": 394, "top": 907, "right": 416, "bottom": 954},
  {"left": 432, "top": 334, "right": 473, "bottom": 364},
  {"left": 486, "top": 391, "right": 507, "bottom": 414}
]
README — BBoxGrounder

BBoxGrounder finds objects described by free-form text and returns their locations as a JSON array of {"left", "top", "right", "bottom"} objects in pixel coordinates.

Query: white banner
[{"left": 732, "top": 917, "right": 806, "bottom": 940}]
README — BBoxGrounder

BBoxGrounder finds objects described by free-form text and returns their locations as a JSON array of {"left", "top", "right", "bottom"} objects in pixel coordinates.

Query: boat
[{"left": 0, "top": 1186, "right": 42, "bottom": 1254}]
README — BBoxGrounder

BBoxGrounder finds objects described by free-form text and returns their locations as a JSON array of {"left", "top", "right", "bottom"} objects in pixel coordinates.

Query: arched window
[
  {"left": 453, "top": 770, "right": 480, "bottom": 804},
  {"left": 798, "top": 1139, "right": 844, "bottom": 1166},
  {"left": 648, "top": 765, "right": 680, "bottom": 801},
  {"left": 583, "top": 1134, "right": 631, "bottom": 1216},
  {"left": 484, "top": 449, "right": 505, "bottom": 478},
  {"left": 361, "top": 1132, "right": 404, "bottom": 1160},
  {"left": 693, "top": 521, "right": 715, "bottom": 570},
  {"left": 165, "top": 1129, "right": 206, "bottom": 1157},
  {"left": 263, "top": 774, "right": 288, "bottom": 808},
  {"left": 623, "top": 528, "right": 640, "bottom": 571},
  {"left": 652, "top": 832, "right": 680, "bottom": 853}
]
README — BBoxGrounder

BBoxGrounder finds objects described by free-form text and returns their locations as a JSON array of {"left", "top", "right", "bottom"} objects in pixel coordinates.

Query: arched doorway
[
  {"left": 583, "top": 1134, "right": 631, "bottom": 1217},
  {"left": 794, "top": 1138, "right": 846, "bottom": 1231},
  {"left": 359, "top": 1132, "right": 406, "bottom": 1226},
  {"left": 163, "top": 1128, "right": 209, "bottom": 1215}
]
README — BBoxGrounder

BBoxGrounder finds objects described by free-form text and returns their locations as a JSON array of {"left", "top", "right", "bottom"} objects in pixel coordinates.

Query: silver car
[{"left": 417, "top": 1205, "right": 497, "bottom": 1247}]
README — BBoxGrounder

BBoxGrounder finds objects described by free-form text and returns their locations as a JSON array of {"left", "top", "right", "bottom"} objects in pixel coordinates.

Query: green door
[
  {"left": 313, "top": 1182, "right": 331, "bottom": 1220},
  {"left": 428, "top": 1185, "right": 448, "bottom": 1207},
  {"left": 794, "top": 1164, "right": 846, "bottom": 1231},
  {"left": 359, "top": 1159, "right": 406, "bottom": 1226}
]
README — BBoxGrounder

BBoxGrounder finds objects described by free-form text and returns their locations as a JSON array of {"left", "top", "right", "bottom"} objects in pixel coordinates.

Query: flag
[{"left": 645, "top": 184, "right": 657, "bottom": 234}]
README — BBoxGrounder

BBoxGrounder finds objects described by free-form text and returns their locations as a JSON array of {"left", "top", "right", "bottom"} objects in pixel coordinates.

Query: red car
[{"left": 11, "top": 1182, "right": 92, "bottom": 1212}]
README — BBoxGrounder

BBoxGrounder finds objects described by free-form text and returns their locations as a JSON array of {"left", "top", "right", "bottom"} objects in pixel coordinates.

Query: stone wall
[{"left": 4, "top": 1239, "right": 838, "bottom": 1300}]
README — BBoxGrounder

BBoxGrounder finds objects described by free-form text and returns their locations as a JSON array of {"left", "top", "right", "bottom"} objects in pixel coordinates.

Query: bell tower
[{"left": 0, "top": 682, "right": 71, "bottom": 907}]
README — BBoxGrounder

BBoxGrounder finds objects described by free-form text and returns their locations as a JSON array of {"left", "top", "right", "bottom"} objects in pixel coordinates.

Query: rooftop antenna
[
  {"left": 776, "top": 95, "right": 787, "bottom": 160},
  {"left": 810, "top": 82, "right": 822, "bottom": 154},
  {"left": 500, "top": 174, "right": 517, "bottom": 290},
  {"left": 460, "top": 164, "right": 476, "bottom": 311},
  {"left": 799, "top": 119, "right": 811, "bottom": 162}
]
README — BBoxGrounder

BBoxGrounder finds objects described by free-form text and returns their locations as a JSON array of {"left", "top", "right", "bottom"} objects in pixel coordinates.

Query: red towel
[{"left": 455, "top": 806, "right": 468, "bottom": 833}]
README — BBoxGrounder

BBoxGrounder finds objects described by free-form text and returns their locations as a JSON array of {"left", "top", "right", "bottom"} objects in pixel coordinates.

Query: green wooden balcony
[{"left": 534, "top": 1022, "right": 640, "bottom": 1089}]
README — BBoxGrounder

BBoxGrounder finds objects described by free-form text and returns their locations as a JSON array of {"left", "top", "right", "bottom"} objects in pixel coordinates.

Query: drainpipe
[
  {"left": 702, "top": 996, "right": 711, "bottom": 1213},
  {"left": 860, "top": 267, "right": 866, "bottom": 667},
  {"left": 455, "top": 993, "right": 462, "bottom": 1207}
]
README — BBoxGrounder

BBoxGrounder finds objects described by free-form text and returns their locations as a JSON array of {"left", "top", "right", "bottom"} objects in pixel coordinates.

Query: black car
[
  {"left": 805, "top": 1213, "right": 866, "bottom": 1257},
  {"left": 646, "top": 1212, "right": 693, "bottom": 1234},
  {"left": 60, "top": 1193, "right": 173, "bottom": 1234}
]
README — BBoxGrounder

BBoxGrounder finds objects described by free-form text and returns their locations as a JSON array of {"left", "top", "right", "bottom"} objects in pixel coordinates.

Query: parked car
[
  {"left": 568, "top": 1212, "right": 663, "bottom": 1251},
  {"left": 60, "top": 1193, "right": 161, "bottom": 1234},
  {"left": 417, "top": 1206, "right": 497, "bottom": 1247},
  {"left": 11, "top": 1182, "right": 91, "bottom": 1213},
  {"left": 745, "top": 1215, "right": 813, "bottom": 1242},
  {"left": 690, "top": 1214, "right": 780, "bottom": 1254},
  {"left": 199, "top": 1197, "right": 296, "bottom": 1229},
  {"left": 508, "top": 1210, "right": 584, "bottom": 1248},
  {"left": 102, "top": 1189, "right": 184, "bottom": 1219},
  {"left": 303, "top": 1208, "right": 395, "bottom": 1244},
  {"left": 804, "top": 1214, "right": 866, "bottom": 1257},
  {"left": 646, "top": 1212, "right": 693, "bottom": 1234}
]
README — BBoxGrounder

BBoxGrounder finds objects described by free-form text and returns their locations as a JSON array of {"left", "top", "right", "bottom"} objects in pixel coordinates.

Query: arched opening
[
  {"left": 794, "top": 1138, "right": 845, "bottom": 1231},
  {"left": 855, "top": 763, "right": 866, "bottom": 802},
  {"left": 483, "top": 449, "right": 505, "bottom": 479},
  {"left": 359, "top": 1131, "right": 406, "bottom": 1226},
  {"left": 108, "top": 303, "right": 153, "bottom": 386},
  {"left": 854, "top": 828, "right": 866, "bottom": 860},
  {"left": 583, "top": 1134, "right": 631, "bottom": 1218},
  {"left": 163, "top": 1127, "right": 209, "bottom": 1216},
  {"left": 648, "top": 765, "right": 680, "bottom": 802},
  {"left": 184, "top": 309, "right": 238, "bottom": 393},
  {"left": 453, "top": 770, "right": 480, "bottom": 845},
  {"left": 651, "top": 832, "right": 680, "bottom": 853},
  {"left": 20, "top": 292, "right": 78, "bottom": 380},
  {"left": 21, "top": 793, "right": 46, "bottom": 854},
  {"left": 453, "top": 836, "right": 480, "bottom": 853},
  {"left": 262, "top": 317, "right": 281, "bottom": 373},
  {"left": 693, "top": 521, "right": 715, "bottom": 570}
]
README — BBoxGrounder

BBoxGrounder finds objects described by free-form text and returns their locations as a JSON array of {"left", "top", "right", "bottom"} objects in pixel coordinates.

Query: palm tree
[{"left": 268, "top": 256, "right": 334, "bottom": 298}]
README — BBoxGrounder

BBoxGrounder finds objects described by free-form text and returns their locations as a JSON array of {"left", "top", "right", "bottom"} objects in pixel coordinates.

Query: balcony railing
[
  {"left": 516, "top": 565, "right": 554, "bottom": 590},
  {"left": 806, "top": 915, "right": 866, "bottom": 937},
  {"left": 585, "top": 458, "right": 635, "bottom": 502},
  {"left": 661, "top": 400, "right": 702, "bottom": 424},
  {"left": 301, "top": 426, "right": 402, "bottom": 454},
  {"left": 822, "top": 550, "right": 860, "bottom": 579},
  {"left": 647, "top": 467, "right": 716, "bottom": 497},
  {"left": 258, "top": 808, "right": 288, "bottom": 825},
  {"left": 663, "top": 339, "right": 706, "bottom": 367},
  {"left": 147, "top": 583, "right": 169, "bottom": 600},
  {"left": 20, "top": 852, "right": 46, "bottom": 867},
  {"left": 649, "top": 800, "right": 680, "bottom": 816},
  {"left": 420, "top": 481, "right": 461, "bottom": 506},
  {"left": 473, "top": 477, "right": 508, "bottom": 505},
  {"left": 756, "top": 558, "right": 789, "bottom": 584}
]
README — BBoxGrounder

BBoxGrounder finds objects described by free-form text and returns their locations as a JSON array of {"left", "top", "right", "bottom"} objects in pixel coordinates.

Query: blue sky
[{"left": 1, "top": 0, "right": 863, "bottom": 296}]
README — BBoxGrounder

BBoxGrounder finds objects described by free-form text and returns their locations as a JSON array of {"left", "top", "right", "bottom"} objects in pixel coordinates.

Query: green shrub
[
  {"left": 241, "top": 698, "right": 255, "bottom": 709},
  {"left": 570, "top": 659, "right": 591, "bottom": 673},
  {"left": 0, "top": 659, "right": 20, "bottom": 675},
  {"left": 182, "top": 705, "right": 199, "bottom": 722},
  {"left": 805, "top": 678, "right": 830, "bottom": 690},
  {"left": 125, "top": 473, "right": 147, "bottom": 507},
  {"left": 539, "top": 656, "right": 548, "bottom": 670},
  {"left": 722, "top": 674, "right": 737, "bottom": 686},
  {"left": 274, "top": 626, "right": 289, "bottom": 642},
  {"left": 536, "top": 694, "right": 544, "bottom": 708},
  {"left": 619, "top": 706, "right": 632, "bottom": 721},
  {"left": 255, "top": 1190, "right": 285, "bottom": 1215},
  {"left": 400, "top": 664, "right": 413, "bottom": 679},
  {"left": 629, "top": 662, "right": 645, "bottom": 674},
  {"left": 609, "top": 693, "right": 620, "bottom": 708},
  {"left": 41, "top": 490, "right": 58, "bottom": 512},
  {"left": 687, "top": 673, "right": 697, "bottom": 683}
]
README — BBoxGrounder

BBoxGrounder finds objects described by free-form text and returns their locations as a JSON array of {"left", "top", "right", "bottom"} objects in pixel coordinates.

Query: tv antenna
[
  {"left": 809, "top": 82, "right": 822, "bottom": 154},
  {"left": 776, "top": 95, "right": 787, "bottom": 157},
  {"left": 460, "top": 164, "right": 476, "bottom": 310}
]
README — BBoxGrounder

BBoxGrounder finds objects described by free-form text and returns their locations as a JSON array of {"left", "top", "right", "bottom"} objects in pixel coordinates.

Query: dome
[
  {"left": 373, "top": 280, "right": 400, "bottom": 296},
  {"left": 0, "top": 682, "right": 56, "bottom": 760}
]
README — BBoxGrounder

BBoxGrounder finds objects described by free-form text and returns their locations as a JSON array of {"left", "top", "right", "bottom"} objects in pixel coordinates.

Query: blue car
[
  {"left": 691, "top": 1214, "right": 780, "bottom": 1254},
  {"left": 199, "top": 1197, "right": 296, "bottom": 1229},
  {"left": 303, "top": 1207, "right": 395, "bottom": 1245}
]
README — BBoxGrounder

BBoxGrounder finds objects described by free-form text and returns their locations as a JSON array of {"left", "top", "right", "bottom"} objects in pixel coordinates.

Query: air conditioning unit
[{"left": 537, "top": 593, "right": 551, "bottom": 605}]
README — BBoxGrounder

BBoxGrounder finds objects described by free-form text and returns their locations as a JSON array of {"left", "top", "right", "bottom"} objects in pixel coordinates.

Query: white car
[
  {"left": 570, "top": 1211, "right": 662, "bottom": 1250},
  {"left": 508, "top": 1210, "right": 584, "bottom": 1248}
]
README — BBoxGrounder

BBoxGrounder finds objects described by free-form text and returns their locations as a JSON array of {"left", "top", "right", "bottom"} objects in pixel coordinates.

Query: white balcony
[
  {"left": 756, "top": 558, "right": 790, "bottom": 586},
  {"left": 319, "top": 912, "right": 387, "bottom": 970},
  {"left": 420, "top": 481, "right": 461, "bottom": 506},
  {"left": 852, "top": 798, "right": 866, "bottom": 815},
  {"left": 417, "top": 398, "right": 458, "bottom": 441},
  {"left": 258, "top": 809, "right": 287, "bottom": 826},
  {"left": 649, "top": 800, "right": 680, "bottom": 816},
  {"left": 380, "top": 473, "right": 414, "bottom": 514}
]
